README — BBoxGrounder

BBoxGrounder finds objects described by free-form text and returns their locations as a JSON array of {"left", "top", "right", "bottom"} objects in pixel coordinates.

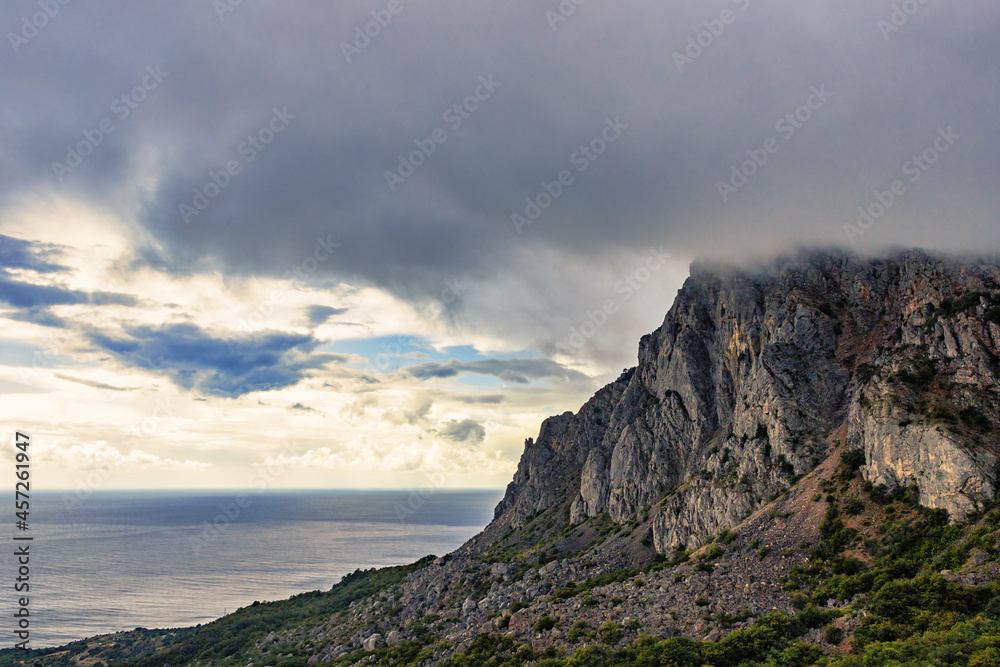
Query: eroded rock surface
[{"left": 473, "top": 250, "right": 1000, "bottom": 553}]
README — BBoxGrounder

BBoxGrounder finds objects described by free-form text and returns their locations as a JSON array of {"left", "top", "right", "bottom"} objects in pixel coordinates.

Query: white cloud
[
  {"left": 0, "top": 224, "right": 602, "bottom": 490},
  {"left": 41, "top": 441, "right": 210, "bottom": 471},
  {"left": 264, "top": 438, "right": 512, "bottom": 476}
]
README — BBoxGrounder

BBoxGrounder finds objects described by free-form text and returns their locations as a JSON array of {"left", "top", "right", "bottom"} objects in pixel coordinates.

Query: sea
[{"left": 0, "top": 490, "right": 504, "bottom": 648}]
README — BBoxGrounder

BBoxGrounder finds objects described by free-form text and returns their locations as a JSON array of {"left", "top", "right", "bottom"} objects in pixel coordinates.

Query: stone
[
  {"left": 361, "top": 633, "right": 384, "bottom": 651},
  {"left": 490, "top": 562, "right": 512, "bottom": 578}
]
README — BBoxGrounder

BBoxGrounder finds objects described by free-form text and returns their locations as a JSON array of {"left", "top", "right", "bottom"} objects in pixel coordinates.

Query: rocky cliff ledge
[
  {"left": 280, "top": 248, "right": 1000, "bottom": 665},
  {"left": 471, "top": 249, "right": 1000, "bottom": 556},
  {"left": 17, "top": 249, "right": 1000, "bottom": 667}
]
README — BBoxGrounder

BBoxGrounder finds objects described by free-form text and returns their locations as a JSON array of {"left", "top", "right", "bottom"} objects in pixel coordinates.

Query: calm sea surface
[{"left": 0, "top": 490, "right": 503, "bottom": 648}]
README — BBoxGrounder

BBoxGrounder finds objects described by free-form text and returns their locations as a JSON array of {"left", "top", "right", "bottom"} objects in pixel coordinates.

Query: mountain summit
[
  {"left": 473, "top": 248, "right": 1000, "bottom": 559},
  {"left": 13, "top": 249, "right": 1000, "bottom": 667}
]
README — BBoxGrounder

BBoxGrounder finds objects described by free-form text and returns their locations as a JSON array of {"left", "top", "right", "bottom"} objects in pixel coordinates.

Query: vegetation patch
[{"left": 8, "top": 556, "right": 442, "bottom": 667}]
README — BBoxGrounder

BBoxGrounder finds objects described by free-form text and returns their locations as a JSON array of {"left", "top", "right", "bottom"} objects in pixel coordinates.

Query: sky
[{"left": 0, "top": 0, "right": 998, "bottom": 491}]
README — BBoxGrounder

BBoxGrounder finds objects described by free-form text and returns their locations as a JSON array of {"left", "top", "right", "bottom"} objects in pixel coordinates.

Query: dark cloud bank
[{"left": 3, "top": 0, "right": 999, "bottom": 371}]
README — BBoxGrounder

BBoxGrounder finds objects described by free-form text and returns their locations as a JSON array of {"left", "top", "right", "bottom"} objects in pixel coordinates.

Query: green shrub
[
  {"left": 928, "top": 402, "right": 957, "bottom": 423},
  {"left": 986, "top": 596, "right": 1000, "bottom": 618},
  {"left": 567, "top": 620, "right": 590, "bottom": 642},
  {"left": 941, "top": 291, "right": 986, "bottom": 316},
  {"left": 971, "top": 647, "right": 1000, "bottom": 667},
  {"left": 824, "top": 625, "right": 844, "bottom": 645},
  {"left": 818, "top": 504, "right": 855, "bottom": 556},
  {"left": 897, "top": 358, "right": 938, "bottom": 389},
  {"left": 533, "top": 615, "right": 559, "bottom": 632},
  {"left": 843, "top": 497, "right": 864, "bottom": 515},
  {"left": 830, "top": 555, "right": 864, "bottom": 575},
  {"left": 703, "top": 543, "right": 724, "bottom": 560},
  {"left": 667, "top": 546, "right": 692, "bottom": 567},
  {"left": 552, "top": 585, "right": 579, "bottom": 602},
  {"left": 840, "top": 449, "right": 866, "bottom": 473},
  {"left": 597, "top": 620, "right": 624, "bottom": 644}
]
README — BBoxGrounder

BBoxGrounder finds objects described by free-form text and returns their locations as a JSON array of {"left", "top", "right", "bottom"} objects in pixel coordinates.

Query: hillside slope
[{"left": 7, "top": 248, "right": 1000, "bottom": 667}]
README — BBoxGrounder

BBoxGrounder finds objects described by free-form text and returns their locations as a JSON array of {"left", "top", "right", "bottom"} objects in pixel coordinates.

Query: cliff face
[
  {"left": 38, "top": 249, "right": 1000, "bottom": 667},
  {"left": 479, "top": 250, "right": 1000, "bottom": 553}
]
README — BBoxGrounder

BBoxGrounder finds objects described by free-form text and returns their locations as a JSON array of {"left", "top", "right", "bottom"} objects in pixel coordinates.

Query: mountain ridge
[
  {"left": 468, "top": 248, "right": 1000, "bottom": 561},
  {"left": 8, "top": 247, "right": 1000, "bottom": 667}
]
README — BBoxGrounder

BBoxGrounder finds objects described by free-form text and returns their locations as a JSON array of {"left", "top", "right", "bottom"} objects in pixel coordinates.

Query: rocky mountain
[
  {"left": 470, "top": 248, "right": 1000, "bottom": 557},
  {"left": 10, "top": 248, "right": 1000, "bottom": 667}
]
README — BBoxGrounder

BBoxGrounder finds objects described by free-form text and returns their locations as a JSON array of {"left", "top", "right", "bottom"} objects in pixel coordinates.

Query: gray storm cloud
[{"left": 3, "top": 0, "right": 998, "bottom": 368}]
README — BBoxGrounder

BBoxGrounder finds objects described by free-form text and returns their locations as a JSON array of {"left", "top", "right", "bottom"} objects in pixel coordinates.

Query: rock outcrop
[
  {"left": 49, "top": 248, "right": 1000, "bottom": 667},
  {"left": 476, "top": 249, "right": 1000, "bottom": 553}
]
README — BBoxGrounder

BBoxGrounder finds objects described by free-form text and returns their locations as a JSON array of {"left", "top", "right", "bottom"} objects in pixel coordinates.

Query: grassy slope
[
  {"left": 0, "top": 556, "right": 438, "bottom": 667},
  {"left": 437, "top": 452, "right": 1000, "bottom": 667}
]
